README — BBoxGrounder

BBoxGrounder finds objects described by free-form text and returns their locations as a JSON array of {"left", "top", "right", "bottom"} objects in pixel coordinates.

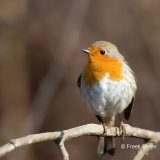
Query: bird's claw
[
  {"left": 102, "top": 123, "right": 107, "bottom": 135},
  {"left": 119, "top": 121, "right": 126, "bottom": 143}
]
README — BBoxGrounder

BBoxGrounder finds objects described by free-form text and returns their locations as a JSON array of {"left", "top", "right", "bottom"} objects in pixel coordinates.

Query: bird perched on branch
[{"left": 77, "top": 41, "right": 137, "bottom": 156}]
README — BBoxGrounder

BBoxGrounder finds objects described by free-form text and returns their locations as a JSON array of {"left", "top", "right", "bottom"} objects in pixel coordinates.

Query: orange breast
[{"left": 83, "top": 55, "right": 124, "bottom": 87}]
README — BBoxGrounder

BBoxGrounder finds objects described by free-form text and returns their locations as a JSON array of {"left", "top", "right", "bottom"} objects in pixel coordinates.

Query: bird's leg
[
  {"left": 96, "top": 115, "right": 106, "bottom": 135},
  {"left": 118, "top": 114, "right": 126, "bottom": 142}
]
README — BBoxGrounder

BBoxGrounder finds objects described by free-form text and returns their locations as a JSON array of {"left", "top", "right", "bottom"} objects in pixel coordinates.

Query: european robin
[{"left": 77, "top": 41, "right": 137, "bottom": 155}]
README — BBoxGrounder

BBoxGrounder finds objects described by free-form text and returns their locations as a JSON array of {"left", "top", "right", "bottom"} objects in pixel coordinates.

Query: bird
[{"left": 77, "top": 41, "right": 137, "bottom": 156}]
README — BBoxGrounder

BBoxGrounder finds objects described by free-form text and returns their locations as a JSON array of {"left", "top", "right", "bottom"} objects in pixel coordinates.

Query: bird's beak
[{"left": 82, "top": 49, "right": 91, "bottom": 54}]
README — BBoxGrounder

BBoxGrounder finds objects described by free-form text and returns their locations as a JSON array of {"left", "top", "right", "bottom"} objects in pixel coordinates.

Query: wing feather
[
  {"left": 124, "top": 97, "right": 134, "bottom": 120},
  {"left": 77, "top": 74, "right": 82, "bottom": 88}
]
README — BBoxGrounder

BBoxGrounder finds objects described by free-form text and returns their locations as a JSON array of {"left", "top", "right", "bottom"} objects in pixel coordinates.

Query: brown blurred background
[{"left": 0, "top": 0, "right": 160, "bottom": 159}]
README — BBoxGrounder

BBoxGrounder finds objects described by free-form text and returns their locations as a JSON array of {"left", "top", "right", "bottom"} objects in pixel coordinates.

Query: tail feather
[
  {"left": 97, "top": 116, "right": 115, "bottom": 156},
  {"left": 106, "top": 137, "right": 115, "bottom": 155},
  {"left": 98, "top": 137, "right": 106, "bottom": 155},
  {"left": 98, "top": 137, "right": 115, "bottom": 156}
]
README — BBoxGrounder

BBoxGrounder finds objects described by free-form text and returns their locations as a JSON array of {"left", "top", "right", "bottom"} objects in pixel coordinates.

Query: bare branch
[
  {"left": 133, "top": 141, "right": 155, "bottom": 160},
  {"left": 0, "top": 124, "right": 159, "bottom": 160}
]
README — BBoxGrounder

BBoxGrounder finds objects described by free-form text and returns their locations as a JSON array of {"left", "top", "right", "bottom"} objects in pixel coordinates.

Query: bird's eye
[{"left": 100, "top": 50, "right": 105, "bottom": 55}]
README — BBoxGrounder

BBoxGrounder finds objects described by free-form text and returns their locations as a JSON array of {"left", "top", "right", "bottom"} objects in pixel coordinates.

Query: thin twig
[
  {"left": 133, "top": 141, "right": 155, "bottom": 160},
  {"left": 0, "top": 124, "right": 159, "bottom": 160}
]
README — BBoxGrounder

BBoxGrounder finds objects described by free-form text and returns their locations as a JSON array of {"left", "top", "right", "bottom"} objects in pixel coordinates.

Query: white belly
[{"left": 80, "top": 69, "right": 136, "bottom": 118}]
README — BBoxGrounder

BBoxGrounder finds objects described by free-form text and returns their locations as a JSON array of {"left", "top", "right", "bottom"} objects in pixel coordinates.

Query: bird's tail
[{"left": 97, "top": 117, "right": 115, "bottom": 156}]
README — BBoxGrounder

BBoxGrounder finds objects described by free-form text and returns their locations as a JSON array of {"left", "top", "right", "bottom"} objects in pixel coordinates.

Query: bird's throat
[{"left": 83, "top": 57, "right": 124, "bottom": 87}]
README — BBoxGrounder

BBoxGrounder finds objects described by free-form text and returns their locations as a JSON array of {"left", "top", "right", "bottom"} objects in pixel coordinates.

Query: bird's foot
[
  {"left": 96, "top": 115, "right": 107, "bottom": 136},
  {"left": 119, "top": 121, "right": 126, "bottom": 143},
  {"left": 102, "top": 123, "right": 107, "bottom": 135}
]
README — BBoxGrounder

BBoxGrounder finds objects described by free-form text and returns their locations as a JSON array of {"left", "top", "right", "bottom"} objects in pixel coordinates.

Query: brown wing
[
  {"left": 77, "top": 73, "right": 82, "bottom": 88},
  {"left": 123, "top": 67, "right": 137, "bottom": 120},
  {"left": 124, "top": 97, "right": 134, "bottom": 120}
]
